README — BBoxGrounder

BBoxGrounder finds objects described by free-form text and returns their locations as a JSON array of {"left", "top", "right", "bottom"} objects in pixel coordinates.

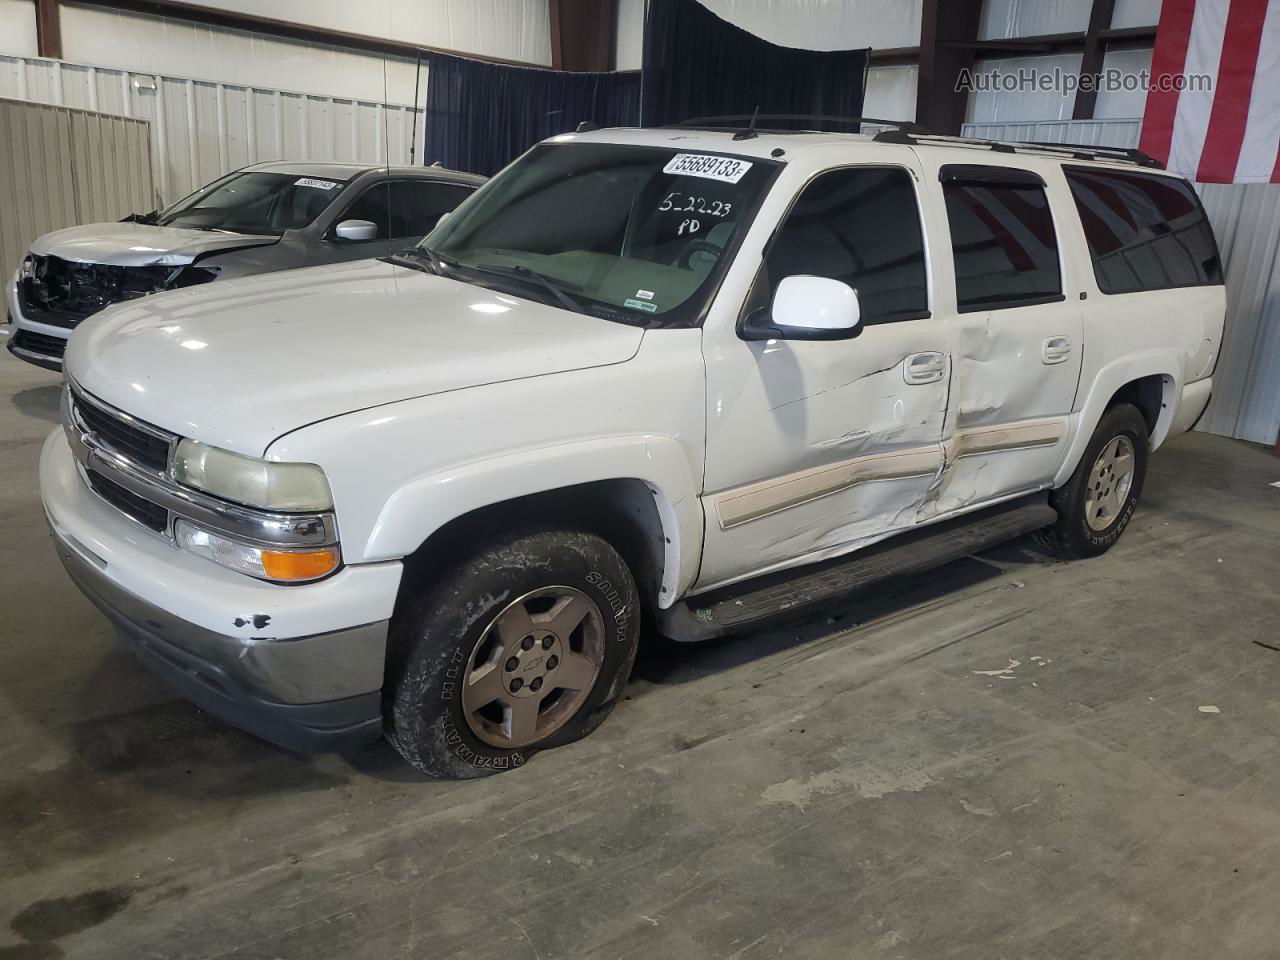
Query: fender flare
[
  {"left": 362, "top": 435, "right": 704, "bottom": 605},
  {"left": 1054, "top": 348, "right": 1183, "bottom": 488}
]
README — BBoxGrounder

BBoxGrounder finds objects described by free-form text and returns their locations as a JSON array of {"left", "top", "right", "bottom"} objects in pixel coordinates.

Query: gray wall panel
[
  {"left": 0, "top": 54, "right": 420, "bottom": 207},
  {"left": 0, "top": 97, "right": 153, "bottom": 277}
]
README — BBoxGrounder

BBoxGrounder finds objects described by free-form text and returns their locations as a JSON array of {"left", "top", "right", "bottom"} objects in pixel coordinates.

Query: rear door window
[
  {"left": 409, "top": 181, "right": 475, "bottom": 222},
  {"left": 1062, "top": 166, "right": 1222, "bottom": 294},
  {"left": 941, "top": 165, "right": 1064, "bottom": 313}
]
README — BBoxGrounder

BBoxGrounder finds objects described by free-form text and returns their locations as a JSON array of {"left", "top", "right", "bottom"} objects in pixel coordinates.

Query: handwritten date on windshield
[{"left": 658, "top": 193, "right": 734, "bottom": 218}]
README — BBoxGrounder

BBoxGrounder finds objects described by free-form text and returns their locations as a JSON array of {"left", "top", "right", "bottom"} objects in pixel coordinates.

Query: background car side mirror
[
  {"left": 740, "top": 276, "right": 863, "bottom": 341},
  {"left": 334, "top": 219, "right": 378, "bottom": 241}
]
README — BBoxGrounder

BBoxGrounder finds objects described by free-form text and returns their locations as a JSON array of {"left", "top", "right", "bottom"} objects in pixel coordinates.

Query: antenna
[
  {"left": 733, "top": 106, "right": 760, "bottom": 141},
  {"left": 409, "top": 49, "right": 423, "bottom": 165},
  {"left": 381, "top": 53, "right": 391, "bottom": 244}
]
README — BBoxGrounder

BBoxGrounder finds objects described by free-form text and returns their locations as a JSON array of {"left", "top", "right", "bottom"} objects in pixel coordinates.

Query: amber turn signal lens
[{"left": 260, "top": 547, "right": 341, "bottom": 582}]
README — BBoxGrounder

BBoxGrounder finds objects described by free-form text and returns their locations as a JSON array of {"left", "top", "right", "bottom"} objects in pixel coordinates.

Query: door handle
[
  {"left": 903, "top": 352, "right": 946, "bottom": 385},
  {"left": 1042, "top": 336, "right": 1072, "bottom": 365}
]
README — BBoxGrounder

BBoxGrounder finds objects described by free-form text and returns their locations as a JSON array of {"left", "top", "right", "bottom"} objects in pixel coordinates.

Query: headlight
[
  {"left": 19, "top": 257, "right": 34, "bottom": 280},
  {"left": 173, "top": 439, "right": 332, "bottom": 511},
  {"left": 175, "top": 520, "right": 341, "bottom": 583}
]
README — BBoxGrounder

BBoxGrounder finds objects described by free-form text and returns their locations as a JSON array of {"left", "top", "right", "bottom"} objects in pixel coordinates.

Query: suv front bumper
[{"left": 41, "top": 429, "right": 402, "bottom": 753}]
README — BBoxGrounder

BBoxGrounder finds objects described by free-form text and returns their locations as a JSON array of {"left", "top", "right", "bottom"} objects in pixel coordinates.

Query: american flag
[{"left": 1140, "top": 0, "right": 1280, "bottom": 183}]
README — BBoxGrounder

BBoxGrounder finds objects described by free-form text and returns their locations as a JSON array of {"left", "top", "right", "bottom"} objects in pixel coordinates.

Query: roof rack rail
[
  {"left": 872, "top": 129, "right": 1162, "bottom": 169},
  {"left": 670, "top": 114, "right": 927, "bottom": 139}
]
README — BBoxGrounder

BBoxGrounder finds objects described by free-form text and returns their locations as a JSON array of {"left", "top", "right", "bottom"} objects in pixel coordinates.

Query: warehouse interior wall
[
  {"left": 967, "top": 0, "right": 1159, "bottom": 124},
  {"left": 161, "top": 0, "right": 553, "bottom": 65},
  {"left": 57, "top": 5, "right": 423, "bottom": 105},
  {"left": 3, "top": 1, "right": 551, "bottom": 107},
  {"left": 0, "top": 54, "right": 420, "bottom": 206},
  {"left": 0, "top": 0, "right": 37, "bottom": 57}
]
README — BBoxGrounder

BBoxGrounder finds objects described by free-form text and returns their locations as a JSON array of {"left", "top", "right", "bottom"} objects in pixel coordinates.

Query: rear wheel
[
  {"left": 383, "top": 529, "right": 640, "bottom": 778},
  {"left": 1041, "top": 403, "right": 1149, "bottom": 559}
]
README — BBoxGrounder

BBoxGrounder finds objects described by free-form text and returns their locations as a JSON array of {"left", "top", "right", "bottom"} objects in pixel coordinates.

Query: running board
[{"left": 660, "top": 494, "right": 1057, "bottom": 642}]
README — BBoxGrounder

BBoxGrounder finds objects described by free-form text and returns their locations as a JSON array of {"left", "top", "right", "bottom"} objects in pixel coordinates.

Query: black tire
[
  {"left": 383, "top": 529, "right": 640, "bottom": 779},
  {"left": 1040, "top": 402, "right": 1149, "bottom": 559}
]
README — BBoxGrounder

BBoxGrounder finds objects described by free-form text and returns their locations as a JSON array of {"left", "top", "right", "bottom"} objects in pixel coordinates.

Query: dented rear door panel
[{"left": 914, "top": 155, "right": 1085, "bottom": 519}]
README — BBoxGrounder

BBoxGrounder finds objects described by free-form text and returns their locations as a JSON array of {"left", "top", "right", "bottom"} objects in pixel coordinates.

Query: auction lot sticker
[{"left": 663, "top": 154, "right": 753, "bottom": 183}]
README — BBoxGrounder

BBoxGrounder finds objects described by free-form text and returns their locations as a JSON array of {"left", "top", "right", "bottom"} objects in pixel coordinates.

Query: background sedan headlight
[{"left": 173, "top": 439, "right": 332, "bottom": 511}]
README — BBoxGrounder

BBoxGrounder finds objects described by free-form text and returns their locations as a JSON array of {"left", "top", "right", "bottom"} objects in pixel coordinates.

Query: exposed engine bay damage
[{"left": 19, "top": 255, "right": 220, "bottom": 327}]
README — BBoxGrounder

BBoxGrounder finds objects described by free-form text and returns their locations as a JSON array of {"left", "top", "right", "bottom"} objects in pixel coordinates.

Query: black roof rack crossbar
[
  {"left": 671, "top": 114, "right": 927, "bottom": 134},
  {"left": 872, "top": 129, "right": 1162, "bottom": 169}
]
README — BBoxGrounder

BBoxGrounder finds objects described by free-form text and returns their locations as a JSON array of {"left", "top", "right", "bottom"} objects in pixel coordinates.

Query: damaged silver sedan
[{"left": 5, "top": 160, "right": 483, "bottom": 370}]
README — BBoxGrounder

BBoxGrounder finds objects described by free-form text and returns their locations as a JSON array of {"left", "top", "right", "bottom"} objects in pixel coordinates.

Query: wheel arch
[
  {"left": 365, "top": 436, "right": 704, "bottom": 614},
  {"left": 1055, "top": 352, "right": 1182, "bottom": 487}
]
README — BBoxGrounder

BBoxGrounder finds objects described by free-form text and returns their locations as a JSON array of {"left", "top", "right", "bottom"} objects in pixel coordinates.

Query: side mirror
[
  {"left": 334, "top": 219, "right": 378, "bottom": 241},
  {"left": 740, "top": 276, "right": 863, "bottom": 341}
]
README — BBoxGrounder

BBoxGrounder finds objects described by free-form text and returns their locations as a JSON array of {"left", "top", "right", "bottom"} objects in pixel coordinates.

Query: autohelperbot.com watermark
[{"left": 957, "top": 66, "right": 1213, "bottom": 97}]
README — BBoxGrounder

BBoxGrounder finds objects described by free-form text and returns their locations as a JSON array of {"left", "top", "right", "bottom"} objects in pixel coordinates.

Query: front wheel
[
  {"left": 1041, "top": 402, "right": 1150, "bottom": 559},
  {"left": 383, "top": 529, "right": 640, "bottom": 778}
]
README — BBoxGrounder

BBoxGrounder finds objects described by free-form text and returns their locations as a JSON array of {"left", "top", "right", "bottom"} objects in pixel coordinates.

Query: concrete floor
[{"left": 2, "top": 346, "right": 1279, "bottom": 960}]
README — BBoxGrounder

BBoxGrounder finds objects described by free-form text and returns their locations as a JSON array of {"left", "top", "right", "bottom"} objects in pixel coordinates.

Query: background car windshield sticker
[{"left": 294, "top": 177, "right": 339, "bottom": 190}]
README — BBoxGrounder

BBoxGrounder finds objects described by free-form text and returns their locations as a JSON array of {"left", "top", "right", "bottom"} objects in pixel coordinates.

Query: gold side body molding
[{"left": 711, "top": 417, "right": 1068, "bottom": 530}]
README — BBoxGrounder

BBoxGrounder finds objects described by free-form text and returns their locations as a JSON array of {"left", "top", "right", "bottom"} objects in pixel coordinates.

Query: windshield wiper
[
  {"left": 470, "top": 263, "right": 586, "bottom": 314},
  {"left": 384, "top": 246, "right": 453, "bottom": 276},
  {"left": 381, "top": 252, "right": 434, "bottom": 275}
]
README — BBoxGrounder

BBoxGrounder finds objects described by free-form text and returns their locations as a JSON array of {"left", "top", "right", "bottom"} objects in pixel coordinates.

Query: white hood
[
  {"left": 65, "top": 258, "right": 645, "bottom": 456},
  {"left": 30, "top": 222, "right": 279, "bottom": 267}
]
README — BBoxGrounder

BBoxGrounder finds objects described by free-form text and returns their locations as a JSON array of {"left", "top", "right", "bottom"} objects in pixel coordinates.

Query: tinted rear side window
[
  {"left": 942, "top": 170, "right": 1063, "bottom": 313},
  {"left": 1063, "top": 167, "right": 1222, "bottom": 294},
  {"left": 761, "top": 166, "right": 929, "bottom": 324}
]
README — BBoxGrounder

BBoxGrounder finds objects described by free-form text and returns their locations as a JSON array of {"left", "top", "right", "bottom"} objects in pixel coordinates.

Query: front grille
[
  {"left": 73, "top": 395, "right": 172, "bottom": 473},
  {"left": 11, "top": 330, "right": 67, "bottom": 358},
  {"left": 87, "top": 470, "right": 169, "bottom": 533}
]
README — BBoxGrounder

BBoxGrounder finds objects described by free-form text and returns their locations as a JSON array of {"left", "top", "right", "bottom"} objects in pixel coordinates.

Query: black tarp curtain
[{"left": 423, "top": 0, "right": 870, "bottom": 176}]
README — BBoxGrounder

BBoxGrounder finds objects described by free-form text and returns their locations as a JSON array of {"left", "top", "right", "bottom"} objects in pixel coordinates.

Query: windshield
[
  {"left": 158, "top": 171, "right": 347, "bottom": 234},
  {"left": 423, "top": 142, "right": 780, "bottom": 327}
]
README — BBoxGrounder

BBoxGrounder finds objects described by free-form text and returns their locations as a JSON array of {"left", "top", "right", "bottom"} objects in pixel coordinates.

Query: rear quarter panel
[{"left": 1054, "top": 168, "right": 1226, "bottom": 483}]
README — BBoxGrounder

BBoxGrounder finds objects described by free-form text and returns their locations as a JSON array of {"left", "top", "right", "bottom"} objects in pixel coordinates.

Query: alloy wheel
[
  {"left": 460, "top": 586, "right": 605, "bottom": 748},
  {"left": 1085, "top": 435, "right": 1136, "bottom": 532}
]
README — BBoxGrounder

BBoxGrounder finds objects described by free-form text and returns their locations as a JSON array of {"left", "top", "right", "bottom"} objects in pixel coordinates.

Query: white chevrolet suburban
[{"left": 40, "top": 123, "right": 1225, "bottom": 778}]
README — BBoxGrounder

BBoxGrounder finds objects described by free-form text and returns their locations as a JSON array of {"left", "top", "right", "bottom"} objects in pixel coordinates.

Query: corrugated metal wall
[
  {"left": 0, "top": 55, "right": 420, "bottom": 208},
  {"left": 1197, "top": 184, "right": 1280, "bottom": 445},
  {"left": 963, "top": 118, "right": 1143, "bottom": 148},
  {"left": 0, "top": 96, "right": 153, "bottom": 277},
  {"left": 962, "top": 117, "right": 1280, "bottom": 447}
]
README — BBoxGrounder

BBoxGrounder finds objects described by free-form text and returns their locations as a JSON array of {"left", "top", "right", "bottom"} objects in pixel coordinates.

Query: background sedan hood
[
  {"left": 30, "top": 222, "right": 279, "bottom": 266},
  {"left": 65, "top": 259, "right": 645, "bottom": 455}
]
